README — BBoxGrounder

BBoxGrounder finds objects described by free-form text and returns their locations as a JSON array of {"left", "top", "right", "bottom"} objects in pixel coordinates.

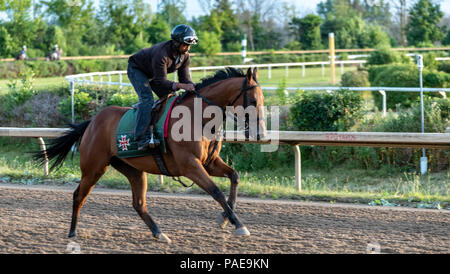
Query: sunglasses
[{"left": 183, "top": 36, "right": 198, "bottom": 45}]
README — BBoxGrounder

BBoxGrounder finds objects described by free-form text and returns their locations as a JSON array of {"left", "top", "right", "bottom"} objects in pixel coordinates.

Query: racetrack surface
[{"left": 0, "top": 184, "right": 448, "bottom": 254}]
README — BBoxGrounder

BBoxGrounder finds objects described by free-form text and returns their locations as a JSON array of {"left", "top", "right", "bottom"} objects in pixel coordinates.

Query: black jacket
[{"left": 128, "top": 40, "right": 194, "bottom": 97}]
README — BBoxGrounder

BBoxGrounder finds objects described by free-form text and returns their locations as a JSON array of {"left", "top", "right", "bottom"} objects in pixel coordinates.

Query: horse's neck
[{"left": 198, "top": 78, "right": 242, "bottom": 108}]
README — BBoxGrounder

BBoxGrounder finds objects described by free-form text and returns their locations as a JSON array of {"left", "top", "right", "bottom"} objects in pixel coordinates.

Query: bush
[
  {"left": 219, "top": 143, "right": 294, "bottom": 172},
  {"left": 368, "top": 64, "right": 450, "bottom": 109},
  {"left": 340, "top": 70, "right": 369, "bottom": 87},
  {"left": 356, "top": 96, "right": 449, "bottom": 171},
  {"left": 289, "top": 89, "right": 364, "bottom": 131},
  {"left": 366, "top": 47, "right": 401, "bottom": 66},
  {"left": 437, "top": 61, "right": 450, "bottom": 73},
  {"left": 1, "top": 69, "right": 36, "bottom": 116},
  {"left": 59, "top": 91, "right": 93, "bottom": 122},
  {"left": 106, "top": 92, "right": 138, "bottom": 107},
  {"left": 0, "top": 59, "right": 129, "bottom": 79}
]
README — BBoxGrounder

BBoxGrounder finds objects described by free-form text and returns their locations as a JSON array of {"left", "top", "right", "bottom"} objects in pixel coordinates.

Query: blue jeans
[{"left": 127, "top": 64, "right": 155, "bottom": 142}]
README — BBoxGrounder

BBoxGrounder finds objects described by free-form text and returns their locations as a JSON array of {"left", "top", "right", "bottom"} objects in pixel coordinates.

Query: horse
[
  {"left": 47, "top": 50, "right": 61, "bottom": 61},
  {"left": 35, "top": 67, "right": 267, "bottom": 244}
]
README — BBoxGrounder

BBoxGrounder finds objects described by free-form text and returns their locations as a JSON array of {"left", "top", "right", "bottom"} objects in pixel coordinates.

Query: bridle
[{"left": 192, "top": 77, "right": 260, "bottom": 119}]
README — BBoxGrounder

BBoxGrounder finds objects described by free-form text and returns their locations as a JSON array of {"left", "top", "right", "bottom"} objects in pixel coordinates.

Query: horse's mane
[{"left": 195, "top": 67, "right": 245, "bottom": 91}]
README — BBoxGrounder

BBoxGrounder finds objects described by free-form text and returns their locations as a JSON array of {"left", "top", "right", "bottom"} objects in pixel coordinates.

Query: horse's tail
[{"left": 34, "top": 120, "right": 91, "bottom": 172}]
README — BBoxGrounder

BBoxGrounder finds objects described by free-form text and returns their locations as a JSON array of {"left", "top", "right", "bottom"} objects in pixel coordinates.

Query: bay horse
[{"left": 35, "top": 67, "right": 266, "bottom": 244}]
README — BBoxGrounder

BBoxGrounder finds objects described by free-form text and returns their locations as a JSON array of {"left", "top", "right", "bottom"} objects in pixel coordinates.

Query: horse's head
[{"left": 231, "top": 68, "right": 267, "bottom": 141}]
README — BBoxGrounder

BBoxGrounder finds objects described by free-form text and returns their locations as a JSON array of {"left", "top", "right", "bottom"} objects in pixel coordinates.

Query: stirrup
[{"left": 147, "top": 133, "right": 160, "bottom": 148}]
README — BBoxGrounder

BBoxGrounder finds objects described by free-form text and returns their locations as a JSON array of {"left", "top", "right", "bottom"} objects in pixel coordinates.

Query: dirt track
[{"left": 0, "top": 184, "right": 448, "bottom": 254}]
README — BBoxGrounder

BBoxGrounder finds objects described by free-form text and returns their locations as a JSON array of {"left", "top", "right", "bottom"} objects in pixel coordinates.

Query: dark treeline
[{"left": 0, "top": 0, "right": 448, "bottom": 58}]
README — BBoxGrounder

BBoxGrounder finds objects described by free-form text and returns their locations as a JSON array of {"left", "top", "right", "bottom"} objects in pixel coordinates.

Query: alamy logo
[
  {"left": 169, "top": 98, "right": 280, "bottom": 152},
  {"left": 66, "top": 241, "right": 81, "bottom": 254}
]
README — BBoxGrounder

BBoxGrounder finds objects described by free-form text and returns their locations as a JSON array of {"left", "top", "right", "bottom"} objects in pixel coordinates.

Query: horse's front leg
[
  {"left": 182, "top": 157, "right": 249, "bottom": 236},
  {"left": 205, "top": 156, "right": 240, "bottom": 229}
]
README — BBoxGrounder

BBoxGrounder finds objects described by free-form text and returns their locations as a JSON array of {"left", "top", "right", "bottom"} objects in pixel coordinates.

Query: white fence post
[
  {"left": 293, "top": 145, "right": 301, "bottom": 192},
  {"left": 119, "top": 73, "right": 123, "bottom": 90},
  {"left": 321, "top": 64, "right": 325, "bottom": 78},
  {"left": 268, "top": 66, "right": 272, "bottom": 79},
  {"left": 379, "top": 90, "right": 386, "bottom": 117},
  {"left": 70, "top": 80, "right": 75, "bottom": 123},
  {"left": 302, "top": 64, "right": 305, "bottom": 77},
  {"left": 37, "top": 137, "right": 49, "bottom": 176}
]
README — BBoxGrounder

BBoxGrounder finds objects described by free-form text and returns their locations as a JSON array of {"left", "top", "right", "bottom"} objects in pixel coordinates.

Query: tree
[
  {"left": 2, "top": 0, "right": 36, "bottom": 50},
  {"left": 289, "top": 14, "right": 323, "bottom": 50},
  {"left": 146, "top": 14, "right": 171, "bottom": 45},
  {"left": 99, "top": 0, "right": 151, "bottom": 54},
  {"left": 158, "top": 0, "right": 186, "bottom": 28},
  {"left": 406, "top": 0, "right": 444, "bottom": 46},
  {"left": 212, "top": 0, "right": 240, "bottom": 51},
  {"left": 443, "top": 30, "right": 450, "bottom": 46},
  {"left": 43, "top": 0, "right": 97, "bottom": 55},
  {"left": 197, "top": 31, "right": 222, "bottom": 57},
  {"left": 0, "top": 26, "right": 14, "bottom": 57}
]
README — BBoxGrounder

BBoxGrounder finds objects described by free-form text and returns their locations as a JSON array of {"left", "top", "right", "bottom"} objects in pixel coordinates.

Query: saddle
[{"left": 115, "top": 91, "right": 218, "bottom": 179}]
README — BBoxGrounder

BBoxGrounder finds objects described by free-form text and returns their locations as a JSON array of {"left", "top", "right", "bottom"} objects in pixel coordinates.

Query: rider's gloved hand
[{"left": 177, "top": 83, "right": 195, "bottom": 92}]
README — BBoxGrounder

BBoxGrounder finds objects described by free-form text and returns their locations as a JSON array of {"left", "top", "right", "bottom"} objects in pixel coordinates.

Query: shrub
[
  {"left": 289, "top": 89, "right": 364, "bottom": 131},
  {"left": 59, "top": 91, "right": 93, "bottom": 122},
  {"left": 106, "top": 92, "right": 138, "bottom": 107},
  {"left": 1, "top": 69, "right": 36, "bottom": 116},
  {"left": 366, "top": 47, "right": 401, "bottom": 66},
  {"left": 368, "top": 64, "right": 450, "bottom": 109},
  {"left": 340, "top": 70, "right": 369, "bottom": 87},
  {"left": 437, "top": 61, "right": 450, "bottom": 73}
]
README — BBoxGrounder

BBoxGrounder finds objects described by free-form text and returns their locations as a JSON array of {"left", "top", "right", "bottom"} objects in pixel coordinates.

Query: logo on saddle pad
[{"left": 118, "top": 135, "right": 130, "bottom": 151}]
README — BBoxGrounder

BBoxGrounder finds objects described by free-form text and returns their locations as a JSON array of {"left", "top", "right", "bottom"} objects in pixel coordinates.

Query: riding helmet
[{"left": 171, "top": 24, "right": 198, "bottom": 45}]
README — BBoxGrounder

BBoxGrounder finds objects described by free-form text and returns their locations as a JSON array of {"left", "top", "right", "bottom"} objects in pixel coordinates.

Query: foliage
[
  {"left": 406, "top": 0, "right": 445, "bottom": 46},
  {"left": 289, "top": 14, "right": 323, "bottom": 50},
  {"left": 275, "top": 77, "right": 287, "bottom": 105},
  {"left": 340, "top": 70, "right": 369, "bottom": 87},
  {"left": 368, "top": 64, "right": 450, "bottom": 109},
  {"left": 289, "top": 89, "right": 364, "bottom": 131},
  {"left": 106, "top": 92, "right": 138, "bottom": 107},
  {"left": 146, "top": 14, "right": 171, "bottom": 45},
  {"left": 58, "top": 91, "right": 93, "bottom": 122},
  {"left": 1, "top": 68, "right": 36, "bottom": 115},
  {"left": 196, "top": 31, "right": 222, "bottom": 57},
  {"left": 366, "top": 47, "right": 401, "bottom": 66}
]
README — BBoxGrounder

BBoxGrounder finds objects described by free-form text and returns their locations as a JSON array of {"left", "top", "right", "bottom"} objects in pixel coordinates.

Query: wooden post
[
  {"left": 159, "top": 175, "right": 164, "bottom": 185},
  {"left": 293, "top": 145, "right": 301, "bottom": 192},
  {"left": 329, "top": 33, "right": 336, "bottom": 84}
]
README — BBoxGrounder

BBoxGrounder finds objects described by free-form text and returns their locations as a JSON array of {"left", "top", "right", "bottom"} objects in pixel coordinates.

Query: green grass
[
  {"left": 0, "top": 76, "right": 69, "bottom": 95},
  {"left": 1, "top": 137, "right": 448, "bottom": 209}
]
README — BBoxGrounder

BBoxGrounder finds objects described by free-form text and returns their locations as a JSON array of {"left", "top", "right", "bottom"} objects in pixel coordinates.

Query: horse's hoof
[
  {"left": 234, "top": 226, "right": 250, "bottom": 236},
  {"left": 68, "top": 231, "right": 76, "bottom": 238},
  {"left": 217, "top": 212, "right": 229, "bottom": 229},
  {"left": 155, "top": 233, "right": 172, "bottom": 244}
]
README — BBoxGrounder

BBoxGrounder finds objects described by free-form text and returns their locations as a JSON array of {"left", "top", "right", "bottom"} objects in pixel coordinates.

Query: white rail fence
[
  {"left": 1, "top": 127, "right": 449, "bottom": 192},
  {"left": 64, "top": 68, "right": 450, "bottom": 123}
]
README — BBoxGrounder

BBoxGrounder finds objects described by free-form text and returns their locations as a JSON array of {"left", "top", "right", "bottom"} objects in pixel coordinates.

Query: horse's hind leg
[
  {"left": 110, "top": 157, "right": 171, "bottom": 244},
  {"left": 69, "top": 165, "right": 108, "bottom": 238},
  {"left": 205, "top": 157, "right": 240, "bottom": 229}
]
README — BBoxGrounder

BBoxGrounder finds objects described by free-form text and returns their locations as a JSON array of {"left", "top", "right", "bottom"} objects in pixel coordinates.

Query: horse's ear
[
  {"left": 246, "top": 67, "right": 252, "bottom": 82},
  {"left": 253, "top": 67, "right": 258, "bottom": 81}
]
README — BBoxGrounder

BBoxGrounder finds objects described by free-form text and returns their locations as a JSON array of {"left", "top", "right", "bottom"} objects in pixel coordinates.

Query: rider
[
  {"left": 52, "top": 45, "right": 61, "bottom": 60},
  {"left": 16, "top": 45, "right": 27, "bottom": 60},
  {"left": 128, "top": 24, "right": 198, "bottom": 151}
]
